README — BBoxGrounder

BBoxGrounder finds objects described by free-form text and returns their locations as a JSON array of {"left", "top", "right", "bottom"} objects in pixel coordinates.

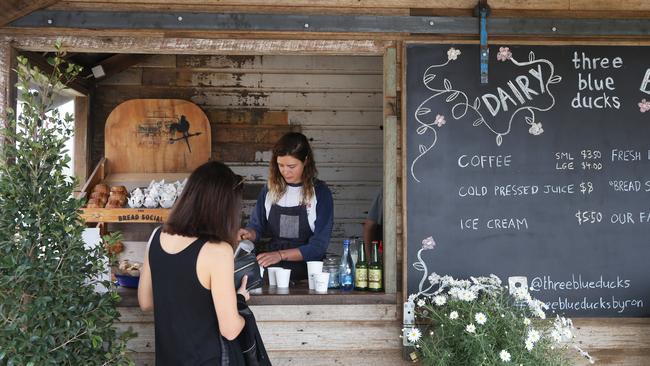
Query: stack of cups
[{"left": 307, "top": 261, "right": 329, "bottom": 292}]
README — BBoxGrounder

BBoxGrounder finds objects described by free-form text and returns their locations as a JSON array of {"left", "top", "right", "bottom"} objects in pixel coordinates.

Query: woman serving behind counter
[{"left": 238, "top": 132, "right": 334, "bottom": 281}]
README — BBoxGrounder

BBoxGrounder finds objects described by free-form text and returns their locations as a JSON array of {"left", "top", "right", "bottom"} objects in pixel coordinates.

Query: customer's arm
[
  {"left": 208, "top": 243, "right": 247, "bottom": 340},
  {"left": 137, "top": 244, "right": 154, "bottom": 312}
]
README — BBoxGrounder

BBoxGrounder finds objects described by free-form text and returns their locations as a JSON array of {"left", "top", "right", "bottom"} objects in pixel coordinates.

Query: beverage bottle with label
[
  {"left": 354, "top": 240, "right": 368, "bottom": 291},
  {"left": 339, "top": 239, "right": 354, "bottom": 291},
  {"left": 368, "top": 240, "right": 383, "bottom": 292}
]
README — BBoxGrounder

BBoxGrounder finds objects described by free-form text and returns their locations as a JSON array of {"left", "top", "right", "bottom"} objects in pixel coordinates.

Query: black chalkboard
[{"left": 406, "top": 44, "right": 650, "bottom": 317}]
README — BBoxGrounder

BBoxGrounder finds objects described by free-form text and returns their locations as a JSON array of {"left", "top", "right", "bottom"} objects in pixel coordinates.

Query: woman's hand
[
  {"left": 237, "top": 228, "right": 256, "bottom": 241},
  {"left": 256, "top": 251, "right": 283, "bottom": 268},
  {"left": 237, "top": 275, "right": 250, "bottom": 301}
]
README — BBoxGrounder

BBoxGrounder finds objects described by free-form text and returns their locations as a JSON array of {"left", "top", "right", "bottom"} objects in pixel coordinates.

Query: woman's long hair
[
  {"left": 163, "top": 161, "right": 244, "bottom": 248},
  {"left": 268, "top": 132, "right": 317, "bottom": 204}
]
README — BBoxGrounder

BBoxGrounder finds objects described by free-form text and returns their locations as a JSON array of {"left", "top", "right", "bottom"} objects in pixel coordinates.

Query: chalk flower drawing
[
  {"left": 433, "top": 114, "right": 446, "bottom": 127},
  {"left": 410, "top": 46, "right": 561, "bottom": 182},
  {"left": 497, "top": 46, "right": 512, "bottom": 61},
  {"left": 639, "top": 98, "right": 650, "bottom": 113},
  {"left": 447, "top": 47, "right": 462, "bottom": 60},
  {"left": 528, "top": 121, "right": 544, "bottom": 135}
]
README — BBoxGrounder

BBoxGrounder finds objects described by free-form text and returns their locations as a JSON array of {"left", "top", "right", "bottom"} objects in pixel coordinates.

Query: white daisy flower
[
  {"left": 499, "top": 350, "right": 511, "bottom": 362},
  {"left": 417, "top": 298, "right": 426, "bottom": 307},
  {"left": 527, "top": 329, "right": 541, "bottom": 343},
  {"left": 550, "top": 329, "right": 562, "bottom": 343},
  {"left": 465, "top": 323, "right": 476, "bottom": 333},
  {"left": 449, "top": 311, "right": 459, "bottom": 320},
  {"left": 525, "top": 339, "right": 534, "bottom": 352},
  {"left": 406, "top": 327, "right": 422, "bottom": 343},
  {"left": 474, "top": 312, "right": 487, "bottom": 325},
  {"left": 523, "top": 318, "right": 531, "bottom": 326},
  {"left": 433, "top": 295, "right": 447, "bottom": 306}
]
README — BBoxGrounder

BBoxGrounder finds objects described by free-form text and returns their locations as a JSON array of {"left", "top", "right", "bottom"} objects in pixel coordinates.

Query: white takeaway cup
[
  {"left": 267, "top": 267, "right": 282, "bottom": 287},
  {"left": 275, "top": 268, "right": 291, "bottom": 288},
  {"left": 314, "top": 272, "right": 330, "bottom": 293},
  {"left": 306, "top": 261, "right": 324, "bottom": 290},
  {"left": 276, "top": 269, "right": 292, "bottom": 288}
]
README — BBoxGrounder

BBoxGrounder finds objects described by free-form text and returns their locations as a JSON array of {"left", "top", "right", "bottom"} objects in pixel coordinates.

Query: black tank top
[{"left": 149, "top": 228, "right": 222, "bottom": 365}]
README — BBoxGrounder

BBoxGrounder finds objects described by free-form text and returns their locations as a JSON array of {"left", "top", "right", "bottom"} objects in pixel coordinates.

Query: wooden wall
[
  {"left": 94, "top": 53, "right": 384, "bottom": 259},
  {"left": 117, "top": 304, "right": 409, "bottom": 366}
]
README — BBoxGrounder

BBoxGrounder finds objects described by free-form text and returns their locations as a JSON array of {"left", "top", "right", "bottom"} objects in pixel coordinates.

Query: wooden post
[
  {"left": 0, "top": 40, "right": 18, "bottom": 158},
  {"left": 383, "top": 46, "right": 397, "bottom": 294},
  {"left": 74, "top": 96, "right": 90, "bottom": 191}
]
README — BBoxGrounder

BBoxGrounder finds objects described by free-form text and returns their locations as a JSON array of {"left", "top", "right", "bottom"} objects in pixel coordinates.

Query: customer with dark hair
[
  {"left": 238, "top": 132, "right": 334, "bottom": 281},
  {"left": 138, "top": 160, "right": 250, "bottom": 365}
]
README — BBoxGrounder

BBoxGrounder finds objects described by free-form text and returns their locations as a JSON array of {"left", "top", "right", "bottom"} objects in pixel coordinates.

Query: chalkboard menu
[{"left": 406, "top": 44, "right": 650, "bottom": 317}]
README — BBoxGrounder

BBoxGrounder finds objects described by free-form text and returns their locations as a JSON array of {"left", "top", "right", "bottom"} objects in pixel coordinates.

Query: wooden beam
[
  {"left": 20, "top": 51, "right": 91, "bottom": 95},
  {"left": 0, "top": 40, "right": 18, "bottom": 158},
  {"left": 9, "top": 10, "right": 650, "bottom": 36},
  {"left": 6, "top": 36, "right": 389, "bottom": 55},
  {"left": 383, "top": 46, "right": 397, "bottom": 295},
  {"left": 0, "top": 0, "right": 60, "bottom": 27},
  {"left": 90, "top": 54, "right": 149, "bottom": 81},
  {"left": 73, "top": 96, "right": 90, "bottom": 191}
]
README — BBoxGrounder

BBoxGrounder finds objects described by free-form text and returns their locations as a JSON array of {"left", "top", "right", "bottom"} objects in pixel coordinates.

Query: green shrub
[{"left": 0, "top": 43, "right": 134, "bottom": 365}]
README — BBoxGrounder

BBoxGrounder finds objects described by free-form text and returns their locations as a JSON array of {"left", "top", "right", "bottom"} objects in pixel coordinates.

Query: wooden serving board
[{"left": 105, "top": 99, "right": 211, "bottom": 174}]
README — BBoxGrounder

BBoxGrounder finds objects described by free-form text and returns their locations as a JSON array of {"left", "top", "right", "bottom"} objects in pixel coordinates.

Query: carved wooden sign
[{"left": 105, "top": 99, "right": 211, "bottom": 173}]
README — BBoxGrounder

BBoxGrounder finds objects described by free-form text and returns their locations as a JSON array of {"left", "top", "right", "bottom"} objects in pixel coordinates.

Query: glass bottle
[
  {"left": 354, "top": 240, "right": 368, "bottom": 291},
  {"left": 368, "top": 240, "right": 383, "bottom": 292},
  {"left": 349, "top": 237, "right": 359, "bottom": 267},
  {"left": 339, "top": 239, "right": 354, "bottom": 291},
  {"left": 323, "top": 255, "right": 340, "bottom": 289}
]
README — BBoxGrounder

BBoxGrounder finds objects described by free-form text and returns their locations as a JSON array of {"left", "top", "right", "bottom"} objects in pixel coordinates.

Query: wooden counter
[{"left": 117, "top": 282, "right": 399, "bottom": 306}]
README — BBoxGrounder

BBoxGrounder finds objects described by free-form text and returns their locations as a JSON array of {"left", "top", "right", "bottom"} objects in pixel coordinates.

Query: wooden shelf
[{"left": 81, "top": 208, "right": 170, "bottom": 223}]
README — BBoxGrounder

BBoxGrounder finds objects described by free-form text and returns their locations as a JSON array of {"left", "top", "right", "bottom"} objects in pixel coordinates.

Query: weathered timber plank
[
  {"left": 288, "top": 110, "right": 382, "bottom": 126},
  {"left": 175, "top": 54, "right": 382, "bottom": 73},
  {"left": 0, "top": 0, "right": 60, "bottom": 27},
  {"left": 248, "top": 146, "right": 382, "bottom": 164},
  {"left": 93, "top": 86, "right": 382, "bottom": 110},
  {"left": 6, "top": 36, "right": 387, "bottom": 55},
  {"left": 570, "top": 0, "right": 650, "bottom": 11},
  {"left": 231, "top": 164, "right": 382, "bottom": 182},
  {"left": 73, "top": 96, "right": 90, "bottom": 188},
  {"left": 124, "top": 349, "right": 411, "bottom": 366},
  {"left": 50, "top": 2, "right": 409, "bottom": 15},
  {"left": 50, "top": 0, "right": 568, "bottom": 10},
  {"left": 98, "top": 67, "right": 142, "bottom": 85},
  {"left": 265, "top": 349, "right": 412, "bottom": 366},
  {"left": 573, "top": 318, "right": 650, "bottom": 349},
  {"left": 0, "top": 40, "right": 17, "bottom": 153},
  {"left": 116, "top": 320, "right": 401, "bottom": 353},
  {"left": 208, "top": 110, "right": 288, "bottom": 125},
  {"left": 119, "top": 304, "right": 398, "bottom": 323},
  {"left": 141, "top": 69, "right": 382, "bottom": 92}
]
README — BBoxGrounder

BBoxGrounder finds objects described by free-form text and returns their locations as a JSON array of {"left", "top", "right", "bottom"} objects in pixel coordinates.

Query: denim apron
[{"left": 266, "top": 202, "right": 312, "bottom": 280}]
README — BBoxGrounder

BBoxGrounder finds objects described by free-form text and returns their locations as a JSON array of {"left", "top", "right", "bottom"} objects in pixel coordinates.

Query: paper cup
[
  {"left": 267, "top": 267, "right": 282, "bottom": 287},
  {"left": 314, "top": 272, "right": 330, "bottom": 293},
  {"left": 307, "top": 261, "right": 323, "bottom": 290},
  {"left": 276, "top": 268, "right": 292, "bottom": 288}
]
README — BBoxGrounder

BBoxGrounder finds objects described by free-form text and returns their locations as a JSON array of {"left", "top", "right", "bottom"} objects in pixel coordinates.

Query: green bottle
[
  {"left": 354, "top": 240, "right": 368, "bottom": 291},
  {"left": 368, "top": 241, "right": 383, "bottom": 292}
]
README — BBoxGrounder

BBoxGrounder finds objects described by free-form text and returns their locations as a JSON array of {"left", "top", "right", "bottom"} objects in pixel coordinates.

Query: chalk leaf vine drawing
[{"left": 410, "top": 46, "right": 562, "bottom": 182}]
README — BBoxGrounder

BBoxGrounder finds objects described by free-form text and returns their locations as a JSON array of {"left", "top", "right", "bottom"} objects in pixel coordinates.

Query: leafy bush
[
  {"left": 0, "top": 44, "right": 134, "bottom": 365},
  {"left": 405, "top": 237, "right": 593, "bottom": 366}
]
